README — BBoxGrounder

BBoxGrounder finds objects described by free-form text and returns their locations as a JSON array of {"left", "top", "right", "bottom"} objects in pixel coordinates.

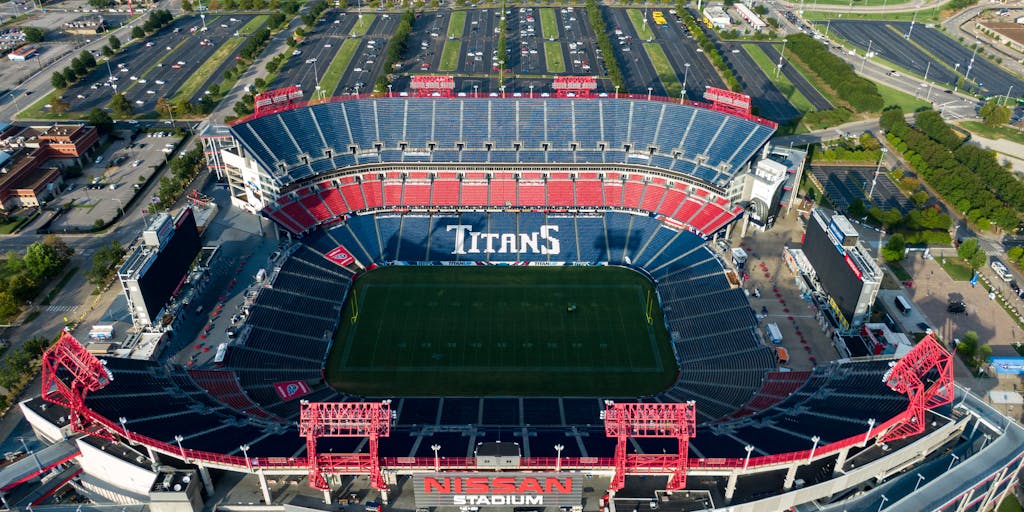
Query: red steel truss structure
[
  {"left": 40, "top": 332, "right": 112, "bottom": 433},
  {"left": 299, "top": 401, "right": 392, "bottom": 491},
  {"left": 410, "top": 76, "right": 455, "bottom": 97},
  {"left": 604, "top": 401, "right": 696, "bottom": 491},
  {"left": 879, "top": 334, "right": 954, "bottom": 443},
  {"left": 552, "top": 76, "right": 597, "bottom": 98}
]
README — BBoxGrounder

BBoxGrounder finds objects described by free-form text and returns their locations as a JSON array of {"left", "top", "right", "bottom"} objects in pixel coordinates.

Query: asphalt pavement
[
  {"left": 59, "top": 14, "right": 260, "bottom": 116},
  {"left": 603, "top": 7, "right": 665, "bottom": 96},
  {"left": 758, "top": 41, "right": 832, "bottom": 111},
  {"left": 723, "top": 44, "right": 800, "bottom": 122},
  {"left": 269, "top": 10, "right": 358, "bottom": 94}
]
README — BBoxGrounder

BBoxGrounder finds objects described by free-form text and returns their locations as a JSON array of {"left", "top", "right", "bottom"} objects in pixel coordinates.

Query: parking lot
[
  {"left": 48, "top": 130, "right": 184, "bottom": 232},
  {"left": 723, "top": 44, "right": 801, "bottom": 121},
  {"left": 826, "top": 20, "right": 1024, "bottom": 97},
  {"left": 57, "top": 14, "right": 261, "bottom": 115},
  {"left": 268, "top": 10, "right": 359, "bottom": 95},
  {"left": 809, "top": 164, "right": 913, "bottom": 214}
]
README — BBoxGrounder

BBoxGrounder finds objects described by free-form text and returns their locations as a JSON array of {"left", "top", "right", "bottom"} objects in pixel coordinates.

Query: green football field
[{"left": 326, "top": 266, "right": 676, "bottom": 396}]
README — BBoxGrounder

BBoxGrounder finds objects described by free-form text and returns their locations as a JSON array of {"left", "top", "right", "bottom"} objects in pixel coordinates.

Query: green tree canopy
[{"left": 979, "top": 99, "right": 1011, "bottom": 128}]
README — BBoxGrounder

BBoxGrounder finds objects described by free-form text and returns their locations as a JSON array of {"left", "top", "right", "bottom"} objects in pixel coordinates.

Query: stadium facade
[{"left": 17, "top": 95, "right": 1024, "bottom": 512}]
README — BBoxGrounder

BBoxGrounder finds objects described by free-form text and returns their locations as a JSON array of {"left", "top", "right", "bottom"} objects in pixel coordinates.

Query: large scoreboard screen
[{"left": 802, "top": 214, "right": 864, "bottom": 325}]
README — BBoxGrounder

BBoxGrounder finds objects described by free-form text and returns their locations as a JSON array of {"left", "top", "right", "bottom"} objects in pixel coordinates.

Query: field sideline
[{"left": 326, "top": 266, "right": 677, "bottom": 396}]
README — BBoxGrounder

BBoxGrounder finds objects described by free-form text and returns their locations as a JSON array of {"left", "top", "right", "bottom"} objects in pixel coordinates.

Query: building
[
  {"left": 118, "top": 209, "right": 202, "bottom": 327},
  {"left": 733, "top": 3, "right": 767, "bottom": 30},
  {"left": 6, "top": 45, "right": 36, "bottom": 61},
  {"left": 728, "top": 146, "right": 806, "bottom": 231},
  {"left": 802, "top": 209, "right": 882, "bottom": 331},
  {"left": 703, "top": 4, "right": 731, "bottom": 28},
  {"left": 0, "top": 124, "right": 99, "bottom": 210}
]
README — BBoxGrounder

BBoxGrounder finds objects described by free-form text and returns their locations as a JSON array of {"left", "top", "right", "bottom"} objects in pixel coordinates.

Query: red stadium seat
[
  {"left": 318, "top": 183, "right": 349, "bottom": 216},
  {"left": 489, "top": 179, "right": 516, "bottom": 206},
  {"left": 518, "top": 182, "right": 545, "bottom": 206},
  {"left": 432, "top": 179, "right": 460, "bottom": 206},
  {"left": 403, "top": 183, "right": 431, "bottom": 206},
  {"left": 658, "top": 189, "right": 686, "bottom": 217},
  {"left": 384, "top": 182, "right": 403, "bottom": 206},
  {"left": 461, "top": 182, "right": 489, "bottom": 205},
  {"left": 603, "top": 180, "right": 623, "bottom": 207},
  {"left": 362, "top": 179, "right": 384, "bottom": 209},
  {"left": 575, "top": 179, "right": 603, "bottom": 207},
  {"left": 282, "top": 200, "right": 316, "bottom": 229},
  {"left": 340, "top": 183, "right": 366, "bottom": 211},
  {"left": 623, "top": 180, "right": 644, "bottom": 210},
  {"left": 547, "top": 179, "right": 574, "bottom": 207},
  {"left": 300, "top": 192, "right": 332, "bottom": 222},
  {"left": 641, "top": 185, "right": 667, "bottom": 213}
]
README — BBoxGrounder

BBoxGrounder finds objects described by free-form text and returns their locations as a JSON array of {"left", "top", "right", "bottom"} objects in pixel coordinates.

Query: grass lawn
[
  {"left": 642, "top": 43, "right": 682, "bottom": 98},
  {"left": 439, "top": 39, "right": 462, "bottom": 71},
  {"left": 810, "top": 0, "right": 912, "bottom": 5},
  {"left": 744, "top": 44, "right": 815, "bottom": 113},
  {"left": 877, "top": 82, "right": 932, "bottom": 112},
  {"left": 540, "top": 8, "right": 558, "bottom": 40},
  {"left": 959, "top": 120, "right": 1024, "bottom": 145},
  {"left": 0, "top": 215, "right": 26, "bottom": 234},
  {"left": 326, "top": 266, "right": 675, "bottom": 396},
  {"left": 352, "top": 13, "right": 375, "bottom": 37},
  {"left": 317, "top": 38, "right": 361, "bottom": 99},
  {"left": 18, "top": 89, "right": 78, "bottom": 121},
  {"left": 544, "top": 41, "right": 565, "bottom": 73},
  {"left": 999, "top": 493, "right": 1024, "bottom": 512},
  {"left": 447, "top": 10, "right": 465, "bottom": 39},
  {"left": 627, "top": 9, "right": 655, "bottom": 40},
  {"left": 784, "top": 51, "right": 845, "bottom": 109},
  {"left": 238, "top": 14, "right": 268, "bottom": 35},
  {"left": 938, "top": 256, "right": 975, "bottom": 281},
  {"left": 803, "top": 6, "right": 943, "bottom": 23},
  {"left": 172, "top": 37, "right": 245, "bottom": 103},
  {"left": 886, "top": 261, "right": 912, "bottom": 281}
]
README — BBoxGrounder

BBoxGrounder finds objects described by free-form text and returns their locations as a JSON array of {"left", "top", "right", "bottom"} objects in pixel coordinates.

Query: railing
[
  {"left": 75, "top": 398, "right": 911, "bottom": 474},
  {"left": 228, "top": 93, "right": 777, "bottom": 130}
]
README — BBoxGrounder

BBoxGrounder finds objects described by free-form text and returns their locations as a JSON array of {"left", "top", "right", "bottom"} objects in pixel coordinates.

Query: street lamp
[
  {"left": 431, "top": 444, "right": 441, "bottom": 471},
  {"left": 913, "top": 473, "right": 925, "bottom": 492},
  {"left": 947, "top": 453, "right": 960, "bottom": 471},
  {"left": 387, "top": 84, "right": 393, "bottom": 98},
  {"left": 647, "top": 87, "right": 653, "bottom": 101},
  {"left": 860, "top": 39, "right": 873, "bottom": 73},
  {"left": 776, "top": 38, "right": 788, "bottom": 78},
  {"left": 743, "top": 444, "right": 755, "bottom": 470},
  {"left": 500, "top": 85, "right": 506, "bottom": 98},
  {"left": 554, "top": 444, "right": 564, "bottom": 472},
  {"left": 473, "top": 84, "right": 479, "bottom": 98},
  {"left": 1004, "top": 85, "right": 1014, "bottom": 106},
  {"left": 953, "top": 63, "right": 961, "bottom": 92},
  {"left": 118, "top": 416, "right": 129, "bottom": 438},
  {"left": 868, "top": 147, "right": 887, "bottom": 201},
  {"left": 864, "top": 418, "right": 876, "bottom": 445},
  {"left": 529, "top": 84, "right": 534, "bottom": 98},
  {"left": 114, "top": 197, "right": 124, "bottom": 218},
  {"left": 808, "top": 435, "right": 820, "bottom": 462},
  {"left": 681, "top": 63, "right": 691, "bottom": 103},
  {"left": 615, "top": 85, "right": 620, "bottom": 98},
  {"left": 240, "top": 444, "right": 252, "bottom": 471},
  {"left": 877, "top": 494, "right": 889, "bottom": 512}
]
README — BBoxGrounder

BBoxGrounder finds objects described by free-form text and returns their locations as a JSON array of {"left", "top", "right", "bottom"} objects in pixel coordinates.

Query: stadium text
[
  {"left": 423, "top": 476, "right": 573, "bottom": 494},
  {"left": 447, "top": 224, "right": 560, "bottom": 255},
  {"left": 453, "top": 496, "right": 544, "bottom": 505}
]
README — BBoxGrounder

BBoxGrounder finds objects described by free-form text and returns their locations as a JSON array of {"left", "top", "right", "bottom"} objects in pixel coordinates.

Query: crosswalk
[{"left": 45, "top": 305, "right": 79, "bottom": 313}]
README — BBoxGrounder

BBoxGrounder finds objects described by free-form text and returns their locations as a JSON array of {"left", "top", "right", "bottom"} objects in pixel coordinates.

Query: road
[
  {"left": 270, "top": 11, "right": 358, "bottom": 95},
  {"left": 723, "top": 43, "right": 800, "bottom": 122},
  {"left": 775, "top": 0, "right": 945, "bottom": 13},
  {"left": 757, "top": 42, "right": 832, "bottom": 111}
]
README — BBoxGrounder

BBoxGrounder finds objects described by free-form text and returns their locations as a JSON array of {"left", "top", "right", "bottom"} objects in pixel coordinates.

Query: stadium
[{"left": 21, "top": 83, "right": 1024, "bottom": 512}]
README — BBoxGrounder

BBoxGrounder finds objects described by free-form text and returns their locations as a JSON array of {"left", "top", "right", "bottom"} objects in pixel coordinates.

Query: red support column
[
  {"left": 603, "top": 401, "right": 696, "bottom": 492},
  {"left": 879, "top": 334, "right": 954, "bottom": 443},
  {"left": 299, "top": 401, "right": 392, "bottom": 493},
  {"left": 40, "top": 331, "right": 113, "bottom": 432}
]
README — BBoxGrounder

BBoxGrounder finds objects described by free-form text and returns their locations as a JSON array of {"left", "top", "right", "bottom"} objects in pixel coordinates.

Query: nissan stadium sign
[{"left": 412, "top": 473, "right": 583, "bottom": 507}]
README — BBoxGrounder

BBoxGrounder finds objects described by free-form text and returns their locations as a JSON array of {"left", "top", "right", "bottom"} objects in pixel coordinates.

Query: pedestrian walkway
[{"left": 44, "top": 305, "right": 78, "bottom": 313}]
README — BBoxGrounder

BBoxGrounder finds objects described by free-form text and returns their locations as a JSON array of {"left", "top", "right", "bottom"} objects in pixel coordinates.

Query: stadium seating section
[{"left": 232, "top": 98, "right": 774, "bottom": 190}]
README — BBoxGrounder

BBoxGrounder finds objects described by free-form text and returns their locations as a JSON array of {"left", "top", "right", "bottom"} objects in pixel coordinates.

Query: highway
[{"left": 757, "top": 42, "right": 832, "bottom": 111}]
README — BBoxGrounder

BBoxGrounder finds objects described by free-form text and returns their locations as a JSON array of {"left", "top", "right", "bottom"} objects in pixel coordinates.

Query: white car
[
  {"left": 155, "top": 80, "right": 165, "bottom": 85},
  {"left": 324, "top": 43, "right": 331, "bottom": 48}
]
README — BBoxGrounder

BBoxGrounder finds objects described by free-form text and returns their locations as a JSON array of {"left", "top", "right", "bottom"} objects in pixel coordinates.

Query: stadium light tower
[
  {"left": 808, "top": 435, "right": 821, "bottom": 462},
  {"left": 615, "top": 85, "right": 620, "bottom": 98},
  {"left": 554, "top": 443, "right": 565, "bottom": 472},
  {"left": 864, "top": 418, "right": 876, "bottom": 445},
  {"left": 743, "top": 445, "right": 754, "bottom": 470},
  {"left": 647, "top": 87, "right": 653, "bottom": 101},
  {"left": 240, "top": 444, "right": 252, "bottom": 471},
  {"left": 118, "top": 416, "right": 128, "bottom": 438},
  {"left": 174, "top": 435, "right": 186, "bottom": 462},
  {"left": 431, "top": 444, "right": 441, "bottom": 471}
]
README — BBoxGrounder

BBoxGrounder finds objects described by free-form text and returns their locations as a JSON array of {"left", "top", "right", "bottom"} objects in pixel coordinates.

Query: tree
[
  {"left": 957, "top": 237, "right": 981, "bottom": 261},
  {"left": 110, "top": 93, "right": 133, "bottom": 117},
  {"left": 132, "top": 26, "right": 145, "bottom": 39},
  {"left": 1008, "top": 246, "right": 1024, "bottom": 264},
  {"left": 63, "top": 67, "right": 78, "bottom": 84},
  {"left": 848, "top": 198, "right": 868, "bottom": 219},
  {"left": 79, "top": 50, "right": 96, "bottom": 69},
  {"left": 108, "top": 34, "right": 121, "bottom": 50},
  {"left": 156, "top": 97, "right": 172, "bottom": 117},
  {"left": 87, "top": 108, "right": 114, "bottom": 135},
  {"left": 102, "top": 45, "right": 114, "bottom": 57},
  {"left": 24, "top": 240, "right": 66, "bottom": 280},
  {"left": 969, "top": 249, "right": 987, "bottom": 270},
  {"left": 50, "top": 96, "right": 70, "bottom": 116},
  {"left": 87, "top": 241, "right": 125, "bottom": 287},
  {"left": 182, "top": 0, "right": 193, "bottom": 10},
  {"left": 882, "top": 233, "right": 906, "bottom": 262},
  {"left": 43, "top": 235, "right": 74, "bottom": 263},
  {"left": 50, "top": 71, "right": 67, "bottom": 89},
  {"left": 979, "top": 99, "right": 1011, "bottom": 128},
  {"left": 21, "top": 27, "right": 44, "bottom": 43},
  {"left": 70, "top": 57, "right": 87, "bottom": 77}
]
